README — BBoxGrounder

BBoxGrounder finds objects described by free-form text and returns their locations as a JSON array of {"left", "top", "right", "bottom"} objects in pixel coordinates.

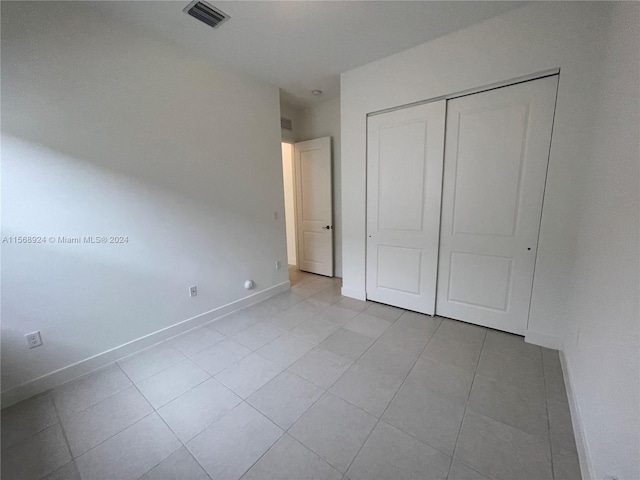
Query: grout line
[
  {"left": 67, "top": 457, "right": 83, "bottom": 479},
  {"left": 50, "top": 362, "right": 135, "bottom": 419},
  {"left": 153, "top": 415, "right": 213, "bottom": 480},
  {"left": 0, "top": 392, "right": 59, "bottom": 453},
  {"left": 221, "top": 336, "right": 338, "bottom": 480},
  {"left": 444, "top": 333, "right": 554, "bottom": 478},
  {"left": 134, "top": 417, "right": 185, "bottom": 479},
  {"left": 129, "top": 358, "right": 213, "bottom": 405},
  {"left": 317, "top": 311, "right": 404, "bottom": 393},
  {"left": 446, "top": 328, "right": 488, "bottom": 477},
  {"left": 285, "top": 349, "right": 353, "bottom": 392},
  {"left": 47, "top": 391, "right": 77, "bottom": 477},
  {"left": 73, "top": 410, "right": 155, "bottom": 461},
  {"left": 542, "top": 349, "right": 557, "bottom": 480},
  {"left": 250, "top": 309, "right": 411, "bottom": 475},
  {"left": 51, "top": 364, "right": 154, "bottom": 465},
  {"left": 341, "top": 314, "right": 446, "bottom": 476},
  {"left": 153, "top": 295, "right": 332, "bottom": 480},
  {"left": 235, "top": 329, "right": 347, "bottom": 478},
  {"left": 182, "top": 448, "right": 215, "bottom": 480},
  {"left": 232, "top": 278, "right": 340, "bottom": 467},
  {"left": 52, "top": 362, "right": 133, "bottom": 416},
  {"left": 235, "top": 399, "right": 288, "bottom": 480},
  {"left": 117, "top": 361, "right": 202, "bottom": 479},
  {"left": 118, "top": 344, "right": 188, "bottom": 384}
]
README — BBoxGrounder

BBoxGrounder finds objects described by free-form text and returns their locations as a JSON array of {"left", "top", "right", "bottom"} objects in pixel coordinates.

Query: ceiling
[{"left": 94, "top": 1, "right": 525, "bottom": 107}]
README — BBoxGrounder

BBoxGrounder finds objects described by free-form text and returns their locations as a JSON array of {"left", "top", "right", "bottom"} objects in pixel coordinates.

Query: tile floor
[{"left": 1, "top": 270, "right": 581, "bottom": 480}]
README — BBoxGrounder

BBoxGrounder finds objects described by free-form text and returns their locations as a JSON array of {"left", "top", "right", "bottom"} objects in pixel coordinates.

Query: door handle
[{"left": 322, "top": 225, "right": 332, "bottom": 230}]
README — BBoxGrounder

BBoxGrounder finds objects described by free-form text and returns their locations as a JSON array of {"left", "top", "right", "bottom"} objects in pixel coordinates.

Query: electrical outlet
[
  {"left": 275, "top": 260, "right": 281, "bottom": 270},
  {"left": 189, "top": 285, "right": 198, "bottom": 297},
  {"left": 25, "top": 331, "right": 43, "bottom": 349}
]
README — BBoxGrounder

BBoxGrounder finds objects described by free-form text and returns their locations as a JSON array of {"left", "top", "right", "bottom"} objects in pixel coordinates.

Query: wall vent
[
  {"left": 281, "top": 117, "right": 293, "bottom": 131},
  {"left": 184, "top": 1, "right": 230, "bottom": 29}
]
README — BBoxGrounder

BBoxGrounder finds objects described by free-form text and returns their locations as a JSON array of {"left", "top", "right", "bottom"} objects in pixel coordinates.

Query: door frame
[
  {"left": 367, "top": 68, "right": 560, "bottom": 118},
  {"left": 281, "top": 141, "right": 299, "bottom": 269},
  {"left": 364, "top": 69, "right": 560, "bottom": 332}
]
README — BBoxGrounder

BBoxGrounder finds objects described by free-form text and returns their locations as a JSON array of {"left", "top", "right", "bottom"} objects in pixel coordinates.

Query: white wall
[
  {"left": 1, "top": 2, "right": 288, "bottom": 400},
  {"left": 341, "top": 2, "right": 638, "bottom": 478},
  {"left": 562, "top": 3, "right": 640, "bottom": 479},
  {"left": 300, "top": 96, "right": 343, "bottom": 277},
  {"left": 281, "top": 143, "right": 297, "bottom": 266},
  {"left": 279, "top": 99, "right": 304, "bottom": 143}
]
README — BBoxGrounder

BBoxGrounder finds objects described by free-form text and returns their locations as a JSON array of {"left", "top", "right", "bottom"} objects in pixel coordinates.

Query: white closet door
[
  {"left": 436, "top": 75, "right": 558, "bottom": 334},
  {"left": 366, "top": 100, "right": 446, "bottom": 314}
]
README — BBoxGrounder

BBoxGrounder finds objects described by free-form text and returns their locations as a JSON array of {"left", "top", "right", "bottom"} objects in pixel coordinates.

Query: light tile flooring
[{"left": 1, "top": 270, "right": 581, "bottom": 480}]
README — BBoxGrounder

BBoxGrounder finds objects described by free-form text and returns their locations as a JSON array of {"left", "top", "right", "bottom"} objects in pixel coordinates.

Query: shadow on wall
[
  {"left": 1, "top": 1, "right": 286, "bottom": 394},
  {"left": 0, "top": 243, "right": 171, "bottom": 391},
  {"left": 1, "top": 134, "right": 274, "bottom": 392}
]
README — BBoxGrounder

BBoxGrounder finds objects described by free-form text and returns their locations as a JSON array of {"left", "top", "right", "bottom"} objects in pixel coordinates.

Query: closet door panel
[
  {"left": 436, "top": 75, "right": 558, "bottom": 334},
  {"left": 366, "top": 100, "right": 446, "bottom": 314}
]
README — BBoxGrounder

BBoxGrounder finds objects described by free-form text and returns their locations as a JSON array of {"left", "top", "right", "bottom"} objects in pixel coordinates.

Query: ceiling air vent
[
  {"left": 281, "top": 118, "right": 293, "bottom": 131},
  {"left": 184, "top": 1, "right": 230, "bottom": 29}
]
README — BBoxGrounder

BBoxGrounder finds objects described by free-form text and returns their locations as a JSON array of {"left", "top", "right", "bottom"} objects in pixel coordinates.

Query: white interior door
[
  {"left": 366, "top": 100, "right": 446, "bottom": 314},
  {"left": 294, "top": 137, "right": 333, "bottom": 277},
  {"left": 436, "top": 75, "right": 558, "bottom": 334}
]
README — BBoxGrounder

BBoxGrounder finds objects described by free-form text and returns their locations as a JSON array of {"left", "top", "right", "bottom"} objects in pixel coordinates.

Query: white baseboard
[
  {"left": 524, "top": 330, "right": 563, "bottom": 350},
  {"left": 341, "top": 287, "right": 366, "bottom": 301},
  {"left": 1, "top": 281, "right": 290, "bottom": 408},
  {"left": 559, "top": 345, "right": 595, "bottom": 480}
]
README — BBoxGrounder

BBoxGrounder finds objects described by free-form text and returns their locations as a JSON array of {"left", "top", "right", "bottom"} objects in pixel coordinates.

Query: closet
[{"left": 365, "top": 75, "right": 558, "bottom": 335}]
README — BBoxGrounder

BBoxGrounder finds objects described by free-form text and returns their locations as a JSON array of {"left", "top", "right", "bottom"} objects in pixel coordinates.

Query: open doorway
[
  {"left": 281, "top": 142, "right": 299, "bottom": 285},
  {"left": 291, "top": 138, "right": 334, "bottom": 278},
  {"left": 282, "top": 138, "right": 334, "bottom": 287}
]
